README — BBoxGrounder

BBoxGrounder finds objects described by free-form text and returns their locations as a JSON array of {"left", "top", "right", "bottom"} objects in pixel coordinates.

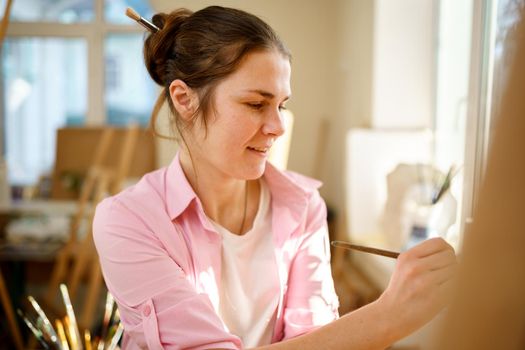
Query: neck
[{"left": 179, "top": 150, "right": 259, "bottom": 234}]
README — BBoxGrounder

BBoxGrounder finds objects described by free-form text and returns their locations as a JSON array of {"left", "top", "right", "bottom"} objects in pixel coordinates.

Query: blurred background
[{"left": 0, "top": 0, "right": 522, "bottom": 349}]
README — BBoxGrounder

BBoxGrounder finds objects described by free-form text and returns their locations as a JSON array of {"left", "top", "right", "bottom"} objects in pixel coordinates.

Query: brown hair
[{"left": 143, "top": 5, "right": 291, "bottom": 139}]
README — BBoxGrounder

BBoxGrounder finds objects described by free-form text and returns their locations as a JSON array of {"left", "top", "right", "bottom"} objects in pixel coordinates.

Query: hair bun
[
  {"left": 151, "top": 13, "right": 166, "bottom": 30},
  {"left": 143, "top": 9, "right": 193, "bottom": 86}
]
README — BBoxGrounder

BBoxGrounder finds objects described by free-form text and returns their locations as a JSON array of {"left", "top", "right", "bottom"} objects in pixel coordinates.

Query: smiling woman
[
  {"left": 93, "top": 5, "right": 457, "bottom": 349},
  {"left": 176, "top": 50, "right": 290, "bottom": 179}
]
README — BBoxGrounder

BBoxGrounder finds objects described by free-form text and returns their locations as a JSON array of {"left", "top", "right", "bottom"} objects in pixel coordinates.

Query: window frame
[
  {"left": 461, "top": 0, "right": 496, "bottom": 235},
  {"left": 4, "top": 0, "right": 146, "bottom": 126}
]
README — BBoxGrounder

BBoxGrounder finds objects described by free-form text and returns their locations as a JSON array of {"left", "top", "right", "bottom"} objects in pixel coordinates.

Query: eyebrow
[{"left": 244, "top": 89, "right": 291, "bottom": 101}]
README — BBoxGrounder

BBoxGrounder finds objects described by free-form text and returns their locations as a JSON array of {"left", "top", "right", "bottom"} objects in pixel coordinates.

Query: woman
[{"left": 93, "top": 6, "right": 457, "bottom": 349}]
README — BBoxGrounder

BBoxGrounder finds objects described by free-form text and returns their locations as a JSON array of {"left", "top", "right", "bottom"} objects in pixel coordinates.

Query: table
[
  {"left": 0, "top": 199, "right": 79, "bottom": 346},
  {"left": 0, "top": 199, "right": 78, "bottom": 216}
]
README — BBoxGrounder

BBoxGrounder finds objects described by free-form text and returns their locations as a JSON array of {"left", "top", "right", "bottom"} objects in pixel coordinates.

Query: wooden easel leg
[
  {"left": 44, "top": 245, "right": 71, "bottom": 309},
  {"left": 80, "top": 261, "right": 103, "bottom": 330},
  {"left": 68, "top": 247, "right": 89, "bottom": 299},
  {"left": 0, "top": 268, "right": 24, "bottom": 350}
]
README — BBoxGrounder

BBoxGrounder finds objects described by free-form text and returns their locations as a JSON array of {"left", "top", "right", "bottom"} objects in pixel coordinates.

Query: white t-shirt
[{"left": 209, "top": 180, "right": 280, "bottom": 347}]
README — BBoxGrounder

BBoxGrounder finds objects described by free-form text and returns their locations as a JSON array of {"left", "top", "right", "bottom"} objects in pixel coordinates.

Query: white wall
[
  {"left": 323, "top": 0, "right": 375, "bottom": 220},
  {"left": 372, "top": 0, "right": 436, "bottom": 129}
]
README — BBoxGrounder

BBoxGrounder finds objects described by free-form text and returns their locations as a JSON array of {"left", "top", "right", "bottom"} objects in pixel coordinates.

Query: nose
[{"left": 262, "top": 108, "right": 286, "bottom": 137}]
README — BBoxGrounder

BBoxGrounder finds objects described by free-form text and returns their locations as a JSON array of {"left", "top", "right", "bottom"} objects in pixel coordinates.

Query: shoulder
[
  {"left": 93, "top": 167, "right": 169, "bottom": 235},
  {"left": 264, "top": 165, "right": 327, "bottom": 228},
  {"left": 119, "top": 167, "right": 168, "bottom": 204},
  {"left": 281, "top": 170, "right": 325, "bottom": 213},
  {"left": 264, "top": 163, "right": 322, "bottom": 197},
  {"left": 93, "top": 166, "right": 195, "bottom": 272},
  {"left": 280, "top": 170, "right": 323, "bottom": 193}
]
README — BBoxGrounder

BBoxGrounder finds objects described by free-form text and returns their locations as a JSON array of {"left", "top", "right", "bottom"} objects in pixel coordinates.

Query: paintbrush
[
  {"left": 28, "top": 295, "right": 61, "bottom": 348},
  {"left": 17, "top": 309, "right": 51, "bottom": 350},
  {"left": 106, "top": 324, "right": 124, "bottom": 350},
  {"left": 84, "top": 330, "right": 93, "bottom": 350},
  {"left": 63, "top": 316, "right": 76, "bottom": 350},
  {"left": 432, "top": 165, "right": 456, "bottom": 204},
  {"left": 97, "top": 292, "right": 115, "bottom": 350},
  {"left": 55, "top": 319, "right": 70, "bottom": 350},
  {"left": 125, "top": 7, "right": 159, "bottom": 33},
  {"left": 60, "top": 284, "right": 83, "bottom": 350},
  {"left": 35, "top": 315, "right": 60, "bottom": 349},
  {"left": 331, "top": 240, "right": 400, "bottom": 259}
]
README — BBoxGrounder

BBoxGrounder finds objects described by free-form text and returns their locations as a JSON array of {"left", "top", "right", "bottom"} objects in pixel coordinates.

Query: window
[
  {"left": 343, "top": 0, "right": 522, "bottom": 251},
  {"left": 456, "top": 0, "right": 524, "bottom": 238},
  {"left": 428, "top": 0, "right": 523, "bottom": 243},
  {"left": 3, "top": 38, "right": 87, "bottom": 184},
  {"left": 433, "top": 0, "right": 474, "bottom": 243},
  {"left": 1, "top": 0, "right": 156, "bottom": 185},
  {"left": 105, "top": 33, "right": 156, "bottom": 126},
  {"left": 8, "top": 0, "right": 94, "bottom": 23}
]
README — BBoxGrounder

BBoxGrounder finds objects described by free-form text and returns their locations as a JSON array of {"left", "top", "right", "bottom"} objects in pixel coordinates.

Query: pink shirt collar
[{"left": 164, "top": 152, "right": 322, "bottom": 225}]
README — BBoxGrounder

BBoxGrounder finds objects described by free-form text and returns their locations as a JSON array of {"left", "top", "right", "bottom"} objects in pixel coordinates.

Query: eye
[
  {"left": 278, "top": 104, "right": 287, "bottom": 111},
  {"left": 246, "top": 102, "right": 264, "bottom": 110}
]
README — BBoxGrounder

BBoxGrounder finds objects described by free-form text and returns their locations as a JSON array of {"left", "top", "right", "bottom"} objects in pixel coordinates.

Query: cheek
[
  {"left": 202, "top": 120, "right": 245, "bottom": 155},
  {"left": 220, "top": 114, "right": 258, "bottom": 143},
  {"left": 205, "top": 102, "right": 261, "bottom": 152}
]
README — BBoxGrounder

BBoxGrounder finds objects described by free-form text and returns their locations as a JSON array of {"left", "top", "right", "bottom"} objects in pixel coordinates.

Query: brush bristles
[
  {"left": 125, "top": 7, "right": 140, "bottom": 21},
  {"left": 125, "top": 6, "right": 159, "bottom": 32}
]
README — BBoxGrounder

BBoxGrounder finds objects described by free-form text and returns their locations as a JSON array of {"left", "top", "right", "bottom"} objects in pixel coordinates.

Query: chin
[{"left": 243, "top": 161, "right": 267, "bottom": 180}]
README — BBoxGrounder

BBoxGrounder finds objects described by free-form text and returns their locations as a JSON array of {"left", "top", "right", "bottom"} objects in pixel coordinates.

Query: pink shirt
[{"left": 93, "top": 154, "right": 339, "bottom": 349}]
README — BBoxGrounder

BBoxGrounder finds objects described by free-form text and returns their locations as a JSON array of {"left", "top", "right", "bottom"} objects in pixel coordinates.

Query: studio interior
[{"left": 0, "top": 0, "right": 523, "bottom": 349}]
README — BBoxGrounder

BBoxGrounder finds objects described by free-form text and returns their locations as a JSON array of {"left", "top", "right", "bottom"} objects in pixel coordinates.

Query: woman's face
[{"left": 187, "top": 49, "right": 291, "bottom": 181}]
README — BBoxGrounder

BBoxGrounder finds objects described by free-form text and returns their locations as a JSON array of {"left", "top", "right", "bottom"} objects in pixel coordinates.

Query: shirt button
[{"left": 143, "top": 305, "right": 151, "bottom": 317}]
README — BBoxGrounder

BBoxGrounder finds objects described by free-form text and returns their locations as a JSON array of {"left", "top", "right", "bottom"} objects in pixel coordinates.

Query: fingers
[
  {"left": 428, "top": 263, "right": 457, "bottom": 286},
  {"left": 393, "top": 239, "right": 457, "bottom": 295},
  {"left": 408, "top": 240, "right": 458, "bottom": 285},
  {"left": 396, "top": 238, "right": 456, "bottom": 278},
  {"left": 419, "top": 248, "right": 457, "bottom": 271},
  {"left": 400, "top": 264, "right": 456, "bottom": 311},
  {"left": 398, "top": 257, "right": 456, "bottom": 293},
  {"left": 381, "top": 239, "right": 458, "bottom": 332},
  {"left": 403, "top": 237, "right": 455, "bottom": 259}
]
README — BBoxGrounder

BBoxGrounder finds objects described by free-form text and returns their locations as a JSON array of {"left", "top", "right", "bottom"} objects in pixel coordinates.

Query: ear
[{"left": 169, "top": 79, "right": 198, "bottom": 120}]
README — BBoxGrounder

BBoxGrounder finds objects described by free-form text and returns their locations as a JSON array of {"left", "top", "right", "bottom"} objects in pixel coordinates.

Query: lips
[{"left": 248, "top": 146, "right": 269, "bottom": 153}]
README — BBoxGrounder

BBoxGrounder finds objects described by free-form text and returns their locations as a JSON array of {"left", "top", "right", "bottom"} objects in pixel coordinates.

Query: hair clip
[{"left": 125, "top": 7, "right": 160, "bottom": 33}]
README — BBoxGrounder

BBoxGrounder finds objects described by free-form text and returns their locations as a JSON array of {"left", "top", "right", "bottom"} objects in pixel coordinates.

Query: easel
[
  {"left": 43, "top": 127, "right": 114, "bottom": 323},
  {"left": 0, "top": 268, "right": 23, "bottom": 350},
  {"left": 44, "top": 124, "right": 140, "bottom": 329}
]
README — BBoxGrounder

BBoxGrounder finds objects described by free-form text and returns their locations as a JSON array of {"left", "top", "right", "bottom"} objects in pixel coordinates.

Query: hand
[{"left": 378, "top": 237, "right": 457, "bottom": 337}]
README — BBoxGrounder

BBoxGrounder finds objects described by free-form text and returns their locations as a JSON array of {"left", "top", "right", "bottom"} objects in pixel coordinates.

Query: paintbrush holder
[
  {"left": 19, "top": 285, "right": 122, "bottom": 350},
  {"left": 401, "top": 188, "right": 457, "bottom": 249}
]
